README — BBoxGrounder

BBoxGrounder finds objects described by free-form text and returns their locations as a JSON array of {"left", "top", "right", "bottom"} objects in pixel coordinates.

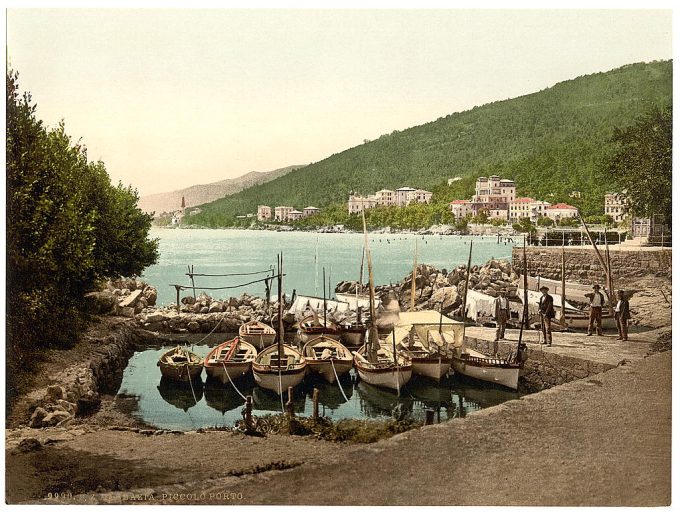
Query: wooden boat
[
  {"left": 339, "top": 322, "right": 366, "bottom": 349},
  {"left": 451, "top": 347, "right": 521, "bottom": 390},
  {"left": 157, "top": 346, "right": 203, "bottom": 382},
  {"left": 392, "top": 310, "right": 462, "bottom": 382},
  {"left": 353, "top": 345, "right": 412, "bottom": 392},
  {"left": 302, "top": 336, "right": 353, "bottom": 383},
  {"left": 298, "top": 314, "right": 341, "bottom": 343},
  {"left": 238, "top": 320, "right": 276, "bottom": 349},
  {"left": 204, "top": 337, "right": 257, "bottom": 384},
  {"left": 251, "top": 343, "right": 307, "bottom": 394}
]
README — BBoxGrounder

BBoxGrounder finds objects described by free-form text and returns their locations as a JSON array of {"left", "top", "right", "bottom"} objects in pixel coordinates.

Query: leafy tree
[
  {"left": 607, "top": 105, "right": 672, "bottom": 225},
  {"left": 558, "top": 217, "right": 580, "bottom": 227},
  {"left": 6, "top": 71, "right": 159, "bottom": 406},
  {"left": 537, "top": 216, "right": 554, "bottom": 227},
  {"left": 471, "top": 210, "right": 490, "bottom": 224},
  {"left": 490, "top": 218, "right": 507, "bottom": 227},
  {"left": 512, "top": 216, "right": 536, "bottom": 234}
]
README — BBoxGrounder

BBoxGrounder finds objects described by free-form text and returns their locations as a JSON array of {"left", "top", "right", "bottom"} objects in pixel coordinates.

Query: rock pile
[
  {"left": 337, "top": 259, "right": 519, "bottom": 316},
  {"left": 136, "top": 292, "right": 277, "bottom": 334},
  {"left": 85, "top": 278, "right": 158, "bottom": 318}
]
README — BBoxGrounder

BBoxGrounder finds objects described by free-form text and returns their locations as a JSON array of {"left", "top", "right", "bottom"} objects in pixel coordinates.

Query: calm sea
[{"left": 142, "top": 228, "right": 515, "bottom": 305}]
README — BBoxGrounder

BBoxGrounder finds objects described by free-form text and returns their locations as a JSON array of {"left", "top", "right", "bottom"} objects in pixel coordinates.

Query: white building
[
  {"left": 257, "top": 205, "right": 272, "bottom": 221},
  {"left": 411, "top": 189, "right": 433, "bottom": 204},
  {"left": 546, "top": 203, "right": 579, "bottom": 222},
  {"left": 509, "top": 197, "right": 551, "bottom": 223},
  {"left": 288, "top": 209, "right": 304, "bottom": 221},
  {"left": 449, "top": 200, "right": 473, "bottom": 219},
  {"left": 347, "top": 194, "right": 377, "bottom": 214},
  {"left": 274, "top": 206, "right": 294, "bottom": 222},
  {"left": 395, "top": 187, "right": 417, "bottom": 206},
  {"left": 374, "top": 189, "right": 395, "bottom": 206},
  {"left": 471, "top": 175, "right": 516, "bottom": 215},
  {"left": 604, "top": 193, "right": 629, "bottom": 223},
  {"left": 303, "top": 206, "right": 320, "bottom": 217}
]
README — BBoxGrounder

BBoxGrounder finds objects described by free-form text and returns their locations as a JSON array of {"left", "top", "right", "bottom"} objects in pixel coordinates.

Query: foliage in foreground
[
  {"left": 6, "top": 71, "right": 159, "bottom": 406},
  {"left": 234, "top": 414, "right": 421, "bottom": 443}
]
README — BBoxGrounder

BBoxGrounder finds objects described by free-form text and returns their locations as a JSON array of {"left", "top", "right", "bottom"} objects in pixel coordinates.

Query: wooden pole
[
  {"left": 323, "top": 267, "right": 327, "bottom": 328},
  {"left": 604, "top": 227, "right": 614, "bottom": 315},
  {"left": 561, "top": 242, "right": 566, "bottom": 330},
  {"left": 175, "top": 285, "right": 181, "bottom": 313},
  {"left": 361, "top": 211, "right": 380, "bottom": 362},
  {"left": 277, "top": 253, "right": 284, "bottom": 359},
  {"left": 462, "top": 241, "right": 473, "bottom": 323},
  {"left": 577, "top": 212, "right": 613, "bottom": 309},
  {"left": 523, "top": 235, "right": 529, "bottom": 329},
  {"left": 410, "top": 239, "right": 418, "bottom": 312},
  {"left": 391, "top": 330, "right": 398, "bottom": 366},
  {"left": 286, "top": 386, "right": 295, "bottom": 419},
  {"left": 189, "top": 265, "right": 196, "bottom": 299},
  {"left": 244, "top": 395, "right": 254, "bottom": 430},
  {"left": 312, "top": 388, "right": 320, "bottom": 421}
]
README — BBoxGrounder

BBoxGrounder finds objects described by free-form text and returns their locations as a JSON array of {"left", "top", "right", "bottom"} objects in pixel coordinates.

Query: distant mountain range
[
  {"left": 187, "top": 60, "right": 672, "bottom": 227},
  {"left": 138, "top": 165, "right": 301, "bottom": 215}
]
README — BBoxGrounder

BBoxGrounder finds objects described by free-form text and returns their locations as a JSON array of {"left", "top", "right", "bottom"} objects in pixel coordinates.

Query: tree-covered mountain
[{"left": 189, "top": 60, "right": 672, "bottom": 227}]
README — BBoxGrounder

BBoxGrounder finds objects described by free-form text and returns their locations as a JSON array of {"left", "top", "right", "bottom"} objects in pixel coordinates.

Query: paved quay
[{"left": 222, "top": 349, "right": 671, "bottom": 506}]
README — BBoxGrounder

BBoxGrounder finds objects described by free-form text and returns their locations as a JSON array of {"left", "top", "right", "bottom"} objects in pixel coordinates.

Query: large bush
[{"left": 6, "top": 71, "right": 159, "bottom": 403}]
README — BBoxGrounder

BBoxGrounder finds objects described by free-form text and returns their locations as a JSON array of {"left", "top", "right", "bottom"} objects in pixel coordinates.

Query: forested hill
[{"left": 190, "top": 60, "right": 672, "bottom": 226}]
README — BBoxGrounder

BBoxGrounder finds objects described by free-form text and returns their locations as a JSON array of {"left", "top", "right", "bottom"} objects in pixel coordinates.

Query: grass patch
[{"left": 234, "top": 414, "right": 421, "bottom": 443}]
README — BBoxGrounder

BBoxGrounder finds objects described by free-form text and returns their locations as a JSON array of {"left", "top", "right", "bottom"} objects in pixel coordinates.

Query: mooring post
[
  {"left": 286, "top": 386, "right": 295, "bottom": 419},
  {"left": 425, "top": 409, "right": 435, "bottom": 425},
  {"left": 175, "top": 285, "right": 181, "bottom": 313},
  {"left": 244, "top": 395, "right": 253, "bottom": 430},
  {"left": 312, "top": 387, "right": 320, "bottom": 421}
]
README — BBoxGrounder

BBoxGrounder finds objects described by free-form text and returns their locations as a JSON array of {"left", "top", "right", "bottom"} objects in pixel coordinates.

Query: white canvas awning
[
  {"left": 287, "top": 294, "right": 351, "bottom": 315},
  {"left": 393, "top": 310, "right": 464, "bottom": 348}
]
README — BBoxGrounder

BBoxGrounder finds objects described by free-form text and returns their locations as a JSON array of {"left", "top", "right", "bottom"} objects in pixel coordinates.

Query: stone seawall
[
  {"left": 24, "top": 318, "right": 158, "bottom": 429},
  {"left": 464, "top": 336, "right": 616, "bottom": 391},
  {"left": 512, "top": 247, "right": 672, "bottom": 282}
]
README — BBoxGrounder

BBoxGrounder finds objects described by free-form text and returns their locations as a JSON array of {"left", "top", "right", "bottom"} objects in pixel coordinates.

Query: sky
[{"left": 5, "top": 8, "right": 673, "bottom": 197}]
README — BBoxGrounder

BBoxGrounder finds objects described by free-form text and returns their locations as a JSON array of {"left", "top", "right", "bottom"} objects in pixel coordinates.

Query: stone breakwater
[
  {"left": 337, "top": 259, "right": 519, "bottom": 316},
  {"left": 26, "top": 319, "right": 157, "bottom": 429},
  {"left": 514, "top": 246, "right": 672, "bottom": 282}
]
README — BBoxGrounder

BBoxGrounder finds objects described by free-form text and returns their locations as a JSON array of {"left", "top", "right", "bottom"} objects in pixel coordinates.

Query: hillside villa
[
  {"left": 258, "top": 204, "right": 322, "bottom": 222},
  {"left": 347, "top": 186, "right": 433, "bottom": 213}
]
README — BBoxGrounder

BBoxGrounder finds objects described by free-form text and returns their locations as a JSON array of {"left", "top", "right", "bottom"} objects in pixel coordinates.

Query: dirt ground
[{"left": 4, "top": 275, "right": 672, "bottom": 505}]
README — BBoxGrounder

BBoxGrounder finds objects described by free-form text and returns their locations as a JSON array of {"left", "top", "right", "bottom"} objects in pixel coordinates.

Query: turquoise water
[
  {"left": 117, "top": 341, "right": 520, "bottom": 431},
  {"left": 142, "top": 228, "right": 515, "bottom": 305}
]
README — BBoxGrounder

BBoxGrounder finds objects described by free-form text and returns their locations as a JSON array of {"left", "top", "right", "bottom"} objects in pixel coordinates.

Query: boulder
[
  {"left": 16, "top": 438, "right": 43, "bottom": 453},
  {"left": 208, "top": 302, "right": 223, "bottom": 313},
  {"left": 187, "top": 321, "right": 201, "bottom": 332},
  {"left": 142, "top": 286, "right": 158, "bottom": 306},
  {"left": 146, "top": 312, "right": 165, "bottom": 323},
  {"left": 46, "top": 385, "right": 64, "bottom": 401},
  {"left": 29, "top": 407, "right": 49, "bottom": 428},
  {"left": 41, "top": 410, "right": 72, "bottom": 427},
  {"left": 84, "top": 291, "right": 117, "bottom": 314},
  {"left": 181, "top": 295, "right": 196, "bottom": 305},
  {"left": 200, "top": 307, "right": 209, "bottom": 314},
  {"left": 193, "top": 303, "right": 203, "bottom": 314},
  {"left": 429, "top": 286, "right": 460, "bottom": 311}
]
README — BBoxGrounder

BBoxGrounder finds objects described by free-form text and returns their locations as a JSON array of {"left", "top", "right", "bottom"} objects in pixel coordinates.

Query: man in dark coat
[
  {"left": 614, "top": 289, "right": 631, "bottom": 341},
  {"left": 585, "top": 284, "right": 605, "bottom": 336},
  {"left": 538, "top": 286, "right": 555, "bottom": 346}
]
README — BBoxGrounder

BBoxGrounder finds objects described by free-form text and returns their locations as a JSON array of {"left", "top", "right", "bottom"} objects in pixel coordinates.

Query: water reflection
[
  {"left": 118, "top": 345, "right": 524, "bottom": 431},
  {"left": 157, "top": 376, "right": 203, "bottom": 412}
]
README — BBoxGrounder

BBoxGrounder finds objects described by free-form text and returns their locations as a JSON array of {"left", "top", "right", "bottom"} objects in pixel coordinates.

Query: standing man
[
  {"left": 585, "top": 284, "right": 605, "bottom": 336},
  {"left": 538, "top": 286, "right": 555, "bottom": 346},
  {"left": 493, "top": 289, "right": 510, "bottom": 353},
  {"left": 614, "top": 289, "right": 631, "bottom": 341}
]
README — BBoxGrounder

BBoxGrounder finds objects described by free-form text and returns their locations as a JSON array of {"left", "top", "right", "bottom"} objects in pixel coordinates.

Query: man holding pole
[
  {"left": 585, "top": 284, "right": 605, "bottom": 336},
  {"left": 538, "top": 286, "right": 555, "bottom": 346}
]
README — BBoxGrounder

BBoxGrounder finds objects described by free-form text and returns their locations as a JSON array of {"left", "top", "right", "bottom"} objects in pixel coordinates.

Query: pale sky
[{"left": 6, "top": 9, "right": 672, "bottom": 196}]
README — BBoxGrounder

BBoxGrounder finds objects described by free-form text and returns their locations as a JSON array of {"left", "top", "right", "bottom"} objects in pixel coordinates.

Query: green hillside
[{"left": 189, "top": 60, "right": 672, "bottom": 227}]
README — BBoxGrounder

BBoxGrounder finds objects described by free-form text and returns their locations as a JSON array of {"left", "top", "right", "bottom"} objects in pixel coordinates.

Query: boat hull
[
  {"left": 340, "top": 328, "right": 365, "bottom": 349},
  {"left": 252, "top": 365, "right": 307, "bottom": 394},
  {"left": 205, "top": 361, "right": 252, "bottom": 383},
  {"left": 411, "top": 356, "right": 453, "bottom": 381},
  {"left": 306, "top": 359, "right": 353, "bottom": 383},
  {"left": 354, "top": 359, "right": 412, "bottom": 391},
  {"left": 299, "top": 329, "right": 341, "bottom": 344},
  {"left": 452, "top": 350, "right": 520, "bottom": 390},
  {"left": 562, "top": 314, "right": 617, "bottom": 330},
  {"left": 159, "top": 362, "right": 203, "bottom": 383}
]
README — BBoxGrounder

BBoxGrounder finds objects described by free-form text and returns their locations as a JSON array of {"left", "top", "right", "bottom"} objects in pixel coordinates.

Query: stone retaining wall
[
  {"left": 464, "top": 336, "right": 616, "bottom": 391},
  {"left": 512, "top": 247, "right": 672, "bottom": 282},
  {"left": 27, "top": 319, "right": 158, "bottom": 428}
]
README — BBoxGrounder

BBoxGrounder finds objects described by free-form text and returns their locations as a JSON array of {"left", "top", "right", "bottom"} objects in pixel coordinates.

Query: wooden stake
[
  {"left": 286, "top": 386, "right": 295, "bottom": 418},
  {"left": 244, "top": 395, "right": 253, "bottom": 430},
  {"left": 312, "top": 388, "right": 320, "bottom": 421},
  {"left": 175, "top": 285, "right": 181, "bottom": 313}
]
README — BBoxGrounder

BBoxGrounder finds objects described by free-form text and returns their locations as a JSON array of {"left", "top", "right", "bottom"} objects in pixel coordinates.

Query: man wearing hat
[
  {"left": 614, "top": 289, "right": 631, "bottom": 341},
  {"left": 538, "top": 286, "right": 555, "bottom": 345},
  {"left": 493, "top": 289, "right": 510, "bottom": 349},
  {"left": 585, "top": 284, "right": 605, "bottom": 336}
]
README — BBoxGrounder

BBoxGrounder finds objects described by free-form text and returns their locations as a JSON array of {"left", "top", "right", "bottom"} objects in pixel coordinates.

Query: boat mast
[
  {"left": 323, "top": 267, "right": 327, "bottom": 328},
  {"left": 410, "top": 238, "right": 418, "bottom": 312},
  {"left": 577, "top": 211, "right": 614, "bottom": 313},
  {"left": 517, "top": 238, "right": 528, "bottom": 351},
  {"left": 277, "top": 253, "right": 284, "bottom": 359},
  {"left": 461, "top": 241, "right": 473, "bottom": 334},
  {"left": 560, "top": 238, "right": 566, "bottom": 330},
  {"left": 362, "top": 211, "right": 379, "bottom": 362},
  {"left": 523, "top": 235, "right": 529, "bottom": 329}
]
